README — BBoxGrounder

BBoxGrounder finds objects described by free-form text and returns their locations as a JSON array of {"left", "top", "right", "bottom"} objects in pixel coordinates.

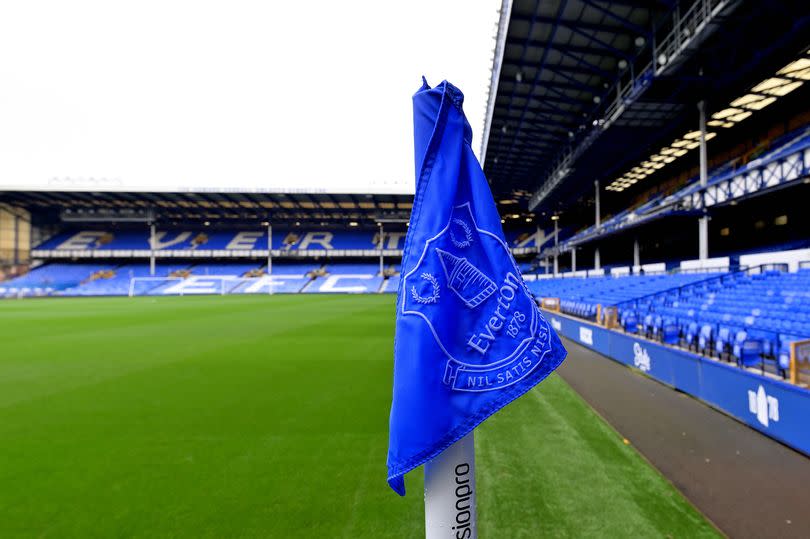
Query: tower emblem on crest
[
  {"left": 401, "top": 202, "right": 553, "bottom": 392},
  {"left": 436, "top": 249, "right": 496, "bottom": 309}
]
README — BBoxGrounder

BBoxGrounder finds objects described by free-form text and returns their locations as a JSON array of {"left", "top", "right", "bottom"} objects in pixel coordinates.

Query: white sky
[{"left": 0, "top": 0, "right": 500, "bottom": 194}]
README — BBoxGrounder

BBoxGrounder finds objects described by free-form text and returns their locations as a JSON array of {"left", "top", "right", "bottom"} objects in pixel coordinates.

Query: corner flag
[{"left": 387, "top": 79, "right": 567, "bottom": 496}]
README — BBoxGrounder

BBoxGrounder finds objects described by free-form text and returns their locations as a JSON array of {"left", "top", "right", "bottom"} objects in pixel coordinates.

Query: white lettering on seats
[
  {"left": 384, "top": 232, "right": 406, "bottom": 249},
  {"left": 297, "top": 232, "right": 334, "bottom": 250},
  {"left": 226, "top": 231, "right": 263, "bottom": 250},
  {"left": 151, "top": 231, "right": 192, "bottom": 250},
  {"left": 318, "top": 274, "right": 371, "bottom": 293},
  {"left": 163, "top": 276, "right": 229, "bottom": 295},
  {"left": 242, "top": 275, "right": 305, "bottom": 293},
  {"left": 56, "top": 231, "right": 107, "bottom": 250}
]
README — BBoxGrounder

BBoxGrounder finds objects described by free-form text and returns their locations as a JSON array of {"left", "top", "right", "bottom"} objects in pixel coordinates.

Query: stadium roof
[
  {"left": 482, "top": 0, "right": 810, "bottom": 223},
  {"left": 0, "top": 191, "right": 414, "bottom": 226}
]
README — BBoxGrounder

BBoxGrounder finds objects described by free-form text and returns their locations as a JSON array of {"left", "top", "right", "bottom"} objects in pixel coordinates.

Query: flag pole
[{"left": 424, "top": 432, "right": 477, "bottom": 539}]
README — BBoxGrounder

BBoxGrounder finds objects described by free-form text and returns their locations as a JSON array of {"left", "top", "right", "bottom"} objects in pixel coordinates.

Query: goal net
[{"left": 128, "top": 276, "right": 276, "bottom": 297}]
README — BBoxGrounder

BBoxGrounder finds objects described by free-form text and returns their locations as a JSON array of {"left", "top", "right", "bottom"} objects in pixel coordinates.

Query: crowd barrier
[{"left": 542, "top": 310, "right": 810, "bottom": 457}]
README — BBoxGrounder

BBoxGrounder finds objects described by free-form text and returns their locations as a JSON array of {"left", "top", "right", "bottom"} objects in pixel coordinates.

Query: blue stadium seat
[
  {"left": 643, "top": 314, "right": 654, "bottom": 338},
  {"left": 684, "top": 322, "right": 699, "bottom": 350},
  {"left": 698, "top": 324, "right": 714, "bottom": 353},
  {"left": 776, "top": 334, "right": 804, "bottom": 379},
  {"left": 715, "top": 327, "right": 731, "bottom": 359},
  {"left": 621, "top": 310, "right": 638, "bottom": 333},
  {"left": 662, "top": 317, "right": 679, "bottom": 344},
  {"left": 652, "top": 315, "right": 664, "bottom": 341},
  {"left": 732, "top": 330, "right": 762, "bottom": 368}
]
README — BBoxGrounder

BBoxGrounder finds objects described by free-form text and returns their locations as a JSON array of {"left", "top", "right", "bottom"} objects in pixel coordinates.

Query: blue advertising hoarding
[{"left": 545, "top": 311, "right": 810, "bottom": 456}]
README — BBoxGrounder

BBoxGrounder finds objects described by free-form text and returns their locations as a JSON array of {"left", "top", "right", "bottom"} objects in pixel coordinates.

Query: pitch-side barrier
[{"left": 542, "top": 309, "right": 810, "bottom": 457}]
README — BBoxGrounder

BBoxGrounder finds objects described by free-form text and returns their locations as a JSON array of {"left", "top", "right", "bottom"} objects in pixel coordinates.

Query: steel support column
[
  {"left": 14, "top": 213, "right": 19, "bottom": 265},
  {"left": 553, "top": 218, "right": 559, "bottom": 276},
  {"left": 267, "top": 224, "right": 273, "bottom": 275},
  {"left": 149, "top": 223, "right": 156, "bottom": 276},
  {"left": 595, "top": 180, "right": 601, "bottom": 230},
  {"left": 378, "top": 222, "right": 384, "bottom": 277},
  {"left": 698, "top": 100, "right": 709, "bottom": 260},
  {"left": 536, "top": 225, "right": 542, "bottom": 254}
]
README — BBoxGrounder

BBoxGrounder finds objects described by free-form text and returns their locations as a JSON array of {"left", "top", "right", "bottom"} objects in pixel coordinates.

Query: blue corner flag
[{"left": 386, "top": 79, "right": 567, "bottom": 495}]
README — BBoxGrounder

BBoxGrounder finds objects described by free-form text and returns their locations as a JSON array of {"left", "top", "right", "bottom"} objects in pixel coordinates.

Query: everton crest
[{"left": 401, "top": 202, "right": 553, "bottom": 392}]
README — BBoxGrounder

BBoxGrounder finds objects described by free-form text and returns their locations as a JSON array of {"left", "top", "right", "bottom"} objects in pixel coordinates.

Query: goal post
[
  {"left": 128, "top": 275, "right": 277, "bottom": 297},
  {"left": 128, "top": 277, "right": 186, "bottom": 297}
]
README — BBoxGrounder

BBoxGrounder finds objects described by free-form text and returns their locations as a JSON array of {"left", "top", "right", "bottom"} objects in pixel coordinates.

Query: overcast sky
[{"left": 0, "top": 0, "right": 500, "bottom": 194}]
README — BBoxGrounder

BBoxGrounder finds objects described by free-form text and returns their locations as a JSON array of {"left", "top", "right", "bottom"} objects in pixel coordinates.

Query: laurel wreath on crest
[
  {"left": 449, "top": 218, "right": 473, "bottom": 248},
  {"left": 411, "top": 272, "right": 440, "bottom": 304}
]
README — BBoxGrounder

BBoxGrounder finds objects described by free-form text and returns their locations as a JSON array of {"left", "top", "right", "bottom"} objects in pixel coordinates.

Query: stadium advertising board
[{"left": 544, "top": 311, "right": 810, "bottom": 457}]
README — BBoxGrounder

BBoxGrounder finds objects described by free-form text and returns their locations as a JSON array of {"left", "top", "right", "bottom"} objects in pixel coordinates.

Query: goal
[{"left": 128, "top": 276, "right": 274, "bottom": 297}]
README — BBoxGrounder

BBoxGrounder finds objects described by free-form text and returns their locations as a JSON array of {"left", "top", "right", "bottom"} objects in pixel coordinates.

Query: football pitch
[{"left": 0, "top": 295, "right": 718, "bottom": 538}]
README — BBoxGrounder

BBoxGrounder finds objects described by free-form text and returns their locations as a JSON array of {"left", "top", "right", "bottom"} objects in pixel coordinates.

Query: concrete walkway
[{"left": 559, "top": 337, "right": 810, "bottom": 539}]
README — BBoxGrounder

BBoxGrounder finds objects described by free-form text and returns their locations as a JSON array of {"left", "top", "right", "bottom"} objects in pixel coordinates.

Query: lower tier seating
[
  {"left": 1, "top": 261, "right": 402, "bottom": 297},
  {"left": 526, "top": 273, "right": 712, "bottom": 319},
  {"left": 622, "top": 269, "right": 810, "bottom": 376}
]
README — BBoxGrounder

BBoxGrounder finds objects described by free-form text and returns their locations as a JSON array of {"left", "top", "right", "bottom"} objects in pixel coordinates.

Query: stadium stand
[
  {"left": 32, "top": 227, "right": 547, "bottom": 254},
  {"left": 526, "top": 273, "right": 712, "bottom": 319},
  {"left": 0, "top": 263, "right": 114, "bottom": 297},
  {"left": 0, "top": 260, "right": 403, "bottom": 297},
  {"left": 382, "top": 274, "right": 400, "bottom": 293},
  {"left": 304, "top": 263, "right": 384, "bottom": 294},
  {"left": 188, "top": 263, "right": 263, "bottom": 276},
  {"left": 621, "top": 268, "right": 810, "bottom": 374},
  {"left": 226, "top": 263, "right": 320, "bottom": 295},
  {"left": 557, "top": 124, "right": 810, "bottom": 253},
  {"left": 67, "top": 264, "right": 193, "bottom": 296},
  {"left": 531, "top": 258, "right": 810, "bottom": 379},
  {"left": 34, "top": 229, "right": 397, "bottom": 251}
]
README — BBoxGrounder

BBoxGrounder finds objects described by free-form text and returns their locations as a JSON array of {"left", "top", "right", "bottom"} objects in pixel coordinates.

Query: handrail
[
  {"left": 700, "top": 132, "right": 810, "bottom": 191},
  {"left": 611, "top": 270, "right": 737, "bottom": 309},
  {"left": 614, "top": 263, "right": 788, "bottom": 309},
  {"left": 617, "top": 263, "right": 792, "bottom": 344},
  {"left": 554, "top": 131, "right": 810, "bottom": 251}
]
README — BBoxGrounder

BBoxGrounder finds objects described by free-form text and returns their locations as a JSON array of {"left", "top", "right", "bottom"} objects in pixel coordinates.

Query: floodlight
[
  {"left": 712, "top": 107, "right": 743, "bottom": 120},
  {"left": 727, "top": 111, "right": 752, "bottom": 122},
  {"left": 765, "top": 80, "right": 802, "bottom": 96},
  {"left": 778, "top": 58, "right": 810, "bottom": 80}
]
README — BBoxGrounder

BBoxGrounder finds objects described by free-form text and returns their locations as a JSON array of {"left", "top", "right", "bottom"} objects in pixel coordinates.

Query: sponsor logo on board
[
  {"left": 748, "top": 385, "right": 779, "bottom": 427},
  {"left": 579, "top": 327, "right": 593, "bottom": 345},
  {"left": 633, "top": 342, "right": 651, "bottom": 372}
]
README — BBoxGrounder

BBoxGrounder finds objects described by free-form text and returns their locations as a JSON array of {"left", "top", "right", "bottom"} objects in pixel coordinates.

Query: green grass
[{"left": 0, "top": 295, "right": 718, "bottom": 538}]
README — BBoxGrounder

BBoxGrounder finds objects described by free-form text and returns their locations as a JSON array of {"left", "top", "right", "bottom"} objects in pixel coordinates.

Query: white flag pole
[{"left": 424, "top": 432, "right": 477, "bottom": 539}]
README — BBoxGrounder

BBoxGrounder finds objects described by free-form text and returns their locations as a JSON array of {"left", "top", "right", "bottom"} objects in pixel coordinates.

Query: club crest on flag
[
  {"left": 402, "top": 202, "right": 553, "bottom": 392},
  {"left": 387, "top": 79, "right": 566, "bottom": 497}
]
